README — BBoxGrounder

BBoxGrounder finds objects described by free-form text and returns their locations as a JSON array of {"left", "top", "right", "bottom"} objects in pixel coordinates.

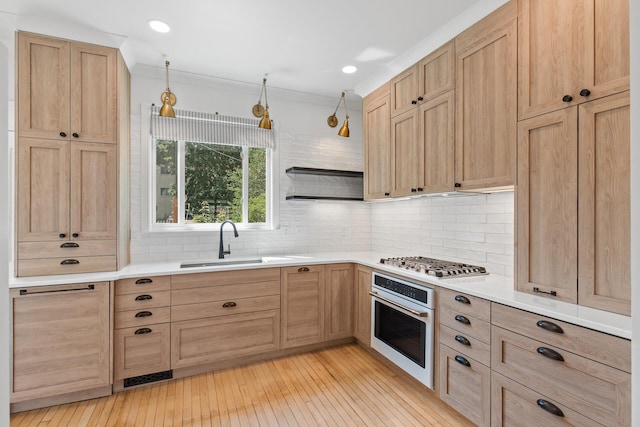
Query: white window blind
[{"left": 150, "top": 105, "right": 275, "bottom": 149}]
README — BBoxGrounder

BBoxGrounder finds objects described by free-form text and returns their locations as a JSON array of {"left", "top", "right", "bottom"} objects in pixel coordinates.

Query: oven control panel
[{"left": 373, "top": 273, "right": 432, "bottom": 306}]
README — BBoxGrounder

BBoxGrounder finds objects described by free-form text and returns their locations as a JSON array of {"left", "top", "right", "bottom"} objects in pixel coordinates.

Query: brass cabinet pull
[
  {"left": 298, "top": 267, "right": 310, "bottom": 272},
  {"left": 135, "top": 328, "right": 152, "bottom": 335},
  {"left": 60, "top": 242, "right": 79, "bottom": 248},
  {"left": 222, "top": 302, "right": 237, "bottom": 308},
  {"left": 135, "top": 294, "right": 153, "bottom": 301},
  {"left": 135, "top": 278, "right": 153, "bottom": 285},
  {"left": 60, "top": 259, "right": 80, "bottom": 265},
  {"left": 135, "top": 311, "right": 153, "bottom": 318}
]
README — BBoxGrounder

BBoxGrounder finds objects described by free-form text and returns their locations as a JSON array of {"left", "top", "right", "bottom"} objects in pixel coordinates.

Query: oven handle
[{"left": 369, "top": 291, "right": 430, "bottom": 318}]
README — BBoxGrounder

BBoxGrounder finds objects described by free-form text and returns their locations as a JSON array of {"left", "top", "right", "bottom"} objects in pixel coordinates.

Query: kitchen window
[{"left": 150, "top": 106, "right": 276, "bottom": 229}]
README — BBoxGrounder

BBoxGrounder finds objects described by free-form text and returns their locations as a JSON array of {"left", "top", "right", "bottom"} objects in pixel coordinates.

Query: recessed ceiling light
[
  {"left": 148, "top": 19, "right": 171, "bottom": 33},
  {"left": 342, "top": 65, "right": 357, "bottom": 74}
]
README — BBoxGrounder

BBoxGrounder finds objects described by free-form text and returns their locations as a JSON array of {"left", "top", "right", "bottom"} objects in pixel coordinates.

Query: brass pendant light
[
  {"left": 258, "top": 78, "right": 272, "bottom": 129},
  {"left": 159, "top": 60, "right": 177, "bottom": 118},
  {"left": 328, "top": 91, "right": 349, "bottom": 137},
  {"left": 252, "top": 78, "right": 266, "bottom": 117}
]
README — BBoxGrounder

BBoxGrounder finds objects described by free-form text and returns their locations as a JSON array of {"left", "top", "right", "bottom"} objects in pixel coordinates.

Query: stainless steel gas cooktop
[{"left": 379, "top": 256, "right": 488, "bottom": 278}]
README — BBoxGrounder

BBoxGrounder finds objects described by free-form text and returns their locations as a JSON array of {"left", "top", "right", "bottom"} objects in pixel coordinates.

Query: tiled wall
[{"left": 370, "top": 192, "right": 515, "bottom": 276}]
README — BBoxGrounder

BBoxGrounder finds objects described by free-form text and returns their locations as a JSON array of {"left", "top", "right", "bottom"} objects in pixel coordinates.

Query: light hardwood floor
[{"left": 10, "top": 344, "right": 472, "bottom": 426}]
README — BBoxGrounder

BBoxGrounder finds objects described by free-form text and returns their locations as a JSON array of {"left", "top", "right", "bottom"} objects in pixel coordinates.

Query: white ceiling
[{"left": 1, "top": 0, "right": 485, "bottom": 98}]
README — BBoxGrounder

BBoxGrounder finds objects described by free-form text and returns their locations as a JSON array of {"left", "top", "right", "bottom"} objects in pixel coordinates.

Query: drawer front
[
  {"left": 171, "top": 280, "right": 280, "bottom": 306},
  {"left": 114, "top": 307, "right": 171, "bottom": 330},
  {"left": 115, "top": 291, "right": 171, "bottom": 312},
  {"left": 17, "top": 256, "right": 116, "bottom": 277},
  {"left": 115, "top": 276, "right": 171, "bottom": 295},
  {"left": 491, "top": 326, "right": 630, "bottom": 427},
  {"left": 491, "top": 302, "right": 630, "bottom": 372},
  {"left": 170, "top": 268, "right": 281, "bottom": 290},
  {"left": 171, "top": 294, "right": 281, "bottom": 322},
  {"left": 438, "top": 287, "right": 490, "bottom": 322},
  {"left": 114, "top": 323, "right": 171, "bottom": 380},
  {"left": 438, "top": 343, "right": 490, "bottom": 427},
  {"left": 492, "top": 372, "right": 603, "bottom": 427},
  {"left": 171, "top": 309, "right": 280, "bottom": 370},
  {"left": 18, "top": 240, "right": 116, "bottom": 259},
  {"left": 439, "top": 304, "right": 491, "bottom": 343},
  {"left": 439, "top": 324, "right": 490, "bottom": 367}
]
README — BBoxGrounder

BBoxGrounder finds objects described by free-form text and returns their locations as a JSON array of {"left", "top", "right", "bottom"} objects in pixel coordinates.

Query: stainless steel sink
[{"left": 180, "top": 258, "right": 263, "bottom": 268}]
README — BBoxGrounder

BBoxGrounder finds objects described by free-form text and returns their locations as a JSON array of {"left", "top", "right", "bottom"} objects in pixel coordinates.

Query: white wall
[
  {"left": 0, "top": 39, "right": 11, "bottom": 426},
  {"left": 371, "top": 192, "right": 514, "bottom": 275},
  {"left": 128, "top": 67, "right": 371, "bottom": 262}
]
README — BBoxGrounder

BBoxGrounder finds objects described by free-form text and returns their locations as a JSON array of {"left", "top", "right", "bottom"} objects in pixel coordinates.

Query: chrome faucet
[{"left": 218, "top": 220, "right": 239, "bottom": 259}]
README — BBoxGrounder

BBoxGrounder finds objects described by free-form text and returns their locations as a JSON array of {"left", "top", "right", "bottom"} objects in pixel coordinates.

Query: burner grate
[{"left": 379, "top": 256, "right": 487, "bottom": 278}]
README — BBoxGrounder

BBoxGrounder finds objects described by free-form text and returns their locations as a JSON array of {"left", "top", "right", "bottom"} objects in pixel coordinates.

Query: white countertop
[{"left": 8, "top": 251, "right": 632, "bottom": 339}]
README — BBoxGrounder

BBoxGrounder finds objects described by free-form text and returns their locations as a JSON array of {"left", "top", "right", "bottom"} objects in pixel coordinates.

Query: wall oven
[{"left": 370, "top": 272, "right": 435, "bottom": 389}]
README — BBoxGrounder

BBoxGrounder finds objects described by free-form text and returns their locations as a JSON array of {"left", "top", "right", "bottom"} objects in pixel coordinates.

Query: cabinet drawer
[
  {"left": 114, "top": 307, "right": 171, "bottom": 330},
  {"left": 438, "top": 287, "right": 490, "bottom": 321},
  {"left": 18, "top": 240, "right": 116, "bottom": 259},
  {"left": 491, "top": 326, "right": 630, "bottom": 427},
  {"left": 171, "top": 309, "right": 280, "bottom": 370},
  {"left": 115, "top": 291, "right": 171, "bottom": 312},
  {"left": 439, "top": 304, "right": 490, "bottom": 343},
  {"left": 438, "top": 343, "right": 490, "bottom": 427},
  {"left": 171, "top": 280, "right": 280, "bottom": 306},
  {"left": 17, "top": 256, "right": 116, "bottom": 277},
  {"left": 114, "top": 323, "right": 171, "bottom": 380},
  {"left": 492, "top": 372, "right": 603, "bottom": 427},
  {"left": 115, "top": 276, "right": 171, "bottom": 295},
  {"left": 170, "top": 268, "right": 281, "bottom": 290},
  {"left": 439, "top": 324, "right": 490, "bottom": 367},
  {"left": 172, "top": 294, "right": 280, "bottom": 322},
  {"left": 491, "top": 302, "right": 630, "bottom": 372}
]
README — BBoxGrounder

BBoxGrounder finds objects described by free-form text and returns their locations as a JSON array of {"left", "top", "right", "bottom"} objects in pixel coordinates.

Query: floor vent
[{"left": 124, "top": 370, "right": 173, "bottom": 388}]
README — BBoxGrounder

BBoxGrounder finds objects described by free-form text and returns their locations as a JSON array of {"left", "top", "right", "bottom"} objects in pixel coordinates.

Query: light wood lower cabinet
[
  {"left": 439, "top": 343, "right": 491, "bottom": 427},
  {"left": 324, "top": 263, "right": 354, "bottom": 341},
  {"left": 11, "top": 282, "right": 111, "bottom": 403},
  {"left": 491, "top": 372, "right": 602, "bottom": 427},
  {"left": 114, "top": 323, "right": 170, "bottom": 380},
  {"left": 281, "top": 265, "right": 326, "bottom": 348},
  {"left": 353, "top": 265, "right": 372, "bottom": 347}
]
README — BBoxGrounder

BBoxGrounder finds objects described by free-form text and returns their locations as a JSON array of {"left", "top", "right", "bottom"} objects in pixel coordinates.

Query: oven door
[{"left": 370, "top": 289, "right": 434, "bottom": 389}]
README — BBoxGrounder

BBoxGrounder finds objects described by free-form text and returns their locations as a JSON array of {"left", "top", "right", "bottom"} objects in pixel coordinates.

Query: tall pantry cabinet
[
  {"left": 15, "top": 32, "right": 130, "bottom": 276},
  {"left": 516, "top": 0, "right": 630, "bottom": 315}
]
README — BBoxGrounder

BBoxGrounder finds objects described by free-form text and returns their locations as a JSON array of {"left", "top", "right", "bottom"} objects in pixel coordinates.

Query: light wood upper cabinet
[
  {"left": 455, "top": 1, "right": 517, "bottom": 191},
  {"left": 11, "top": 282, "right": 111, "bottom": 404},
  {"left": 324, "top": 264, "right": 354, "bottom": 341},
  {"left": 70, "top": 142, "right": 117, "bottom": 240},
  {"left": 390, "top": 40, "right": 455, "bottom": 117},
  {"left": 516, "top": 108, "right": 578, "bottom": 304},
  {"left": 517, "top": 0, "right": 629, "bottom": 120},
  {"left": 390, "top": 108, "right": 420, "bottom": 196},
  {"left": 363, "top": 84, "right": 392, "bottom": 200},
  {"left": 578, "top": 91, "right": 630, "bottom": 315},
  {"left": 18, "top": 32, "right": 117, "bottom": 143},
  {"left": 17, "top": 138, "right": 70, "bottom": 242},
  {"left": 419, "top": 91, "right": 455, "bottom": 193},
  {"left": 281, "top": 265, "right": 326, "bottom": 348}
]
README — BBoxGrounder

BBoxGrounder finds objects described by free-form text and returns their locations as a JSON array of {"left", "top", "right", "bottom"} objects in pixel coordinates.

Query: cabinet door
[
  {"left": 353, "top": 265, "right": 372, "bottom": 347},
  {"left": 390, "top": 64, "right": 418, "bottom": 117},
  {"left": 70, "top": 142, "right": 117, "bottom": 240},
  {"left": 418, "top": 39, "right": 455, "bottom": 101},
  {"left": 324, "top": 264, "right": 354, "bottom": 341},
  {"left": 391, "top": 108, "right": 420, "bottom": 196},
  {"left": 281, "top": 265, "right": 325, "bottom": 348},
  {"left": 438, "top": 344, "right": 490, "bottom": 427},
  {"left": 419, "top": 91, "right": 455, "bottom": 193},
  {"left": 455, "top": 2, "right": 517, "bottom": 191},
  {"left": 11, "top": 282, "right": 110, "bottom": 402},
  {"left": 171, "top": 310, "right": 280, "bottom": 369},
  {"left": 114, "top": 323, "right": 170, "bottom": 380},
  {"left": 70, "top": 42, "right": 117, "bottom": 144},
  {"left": 578, "top": 92, "right": 630, "bottom": 315},
  {"left": 16, "top": 138, "right": 70, "bottom": 242},
  {"left": 517, "top": 108, "right": 578, "bottom": 303},
  {"left": 363, "top": 86, "right": 391, "bottom": 200},
  {"left": 17, "top": 33, "right": 71, "bottom": 140}
]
